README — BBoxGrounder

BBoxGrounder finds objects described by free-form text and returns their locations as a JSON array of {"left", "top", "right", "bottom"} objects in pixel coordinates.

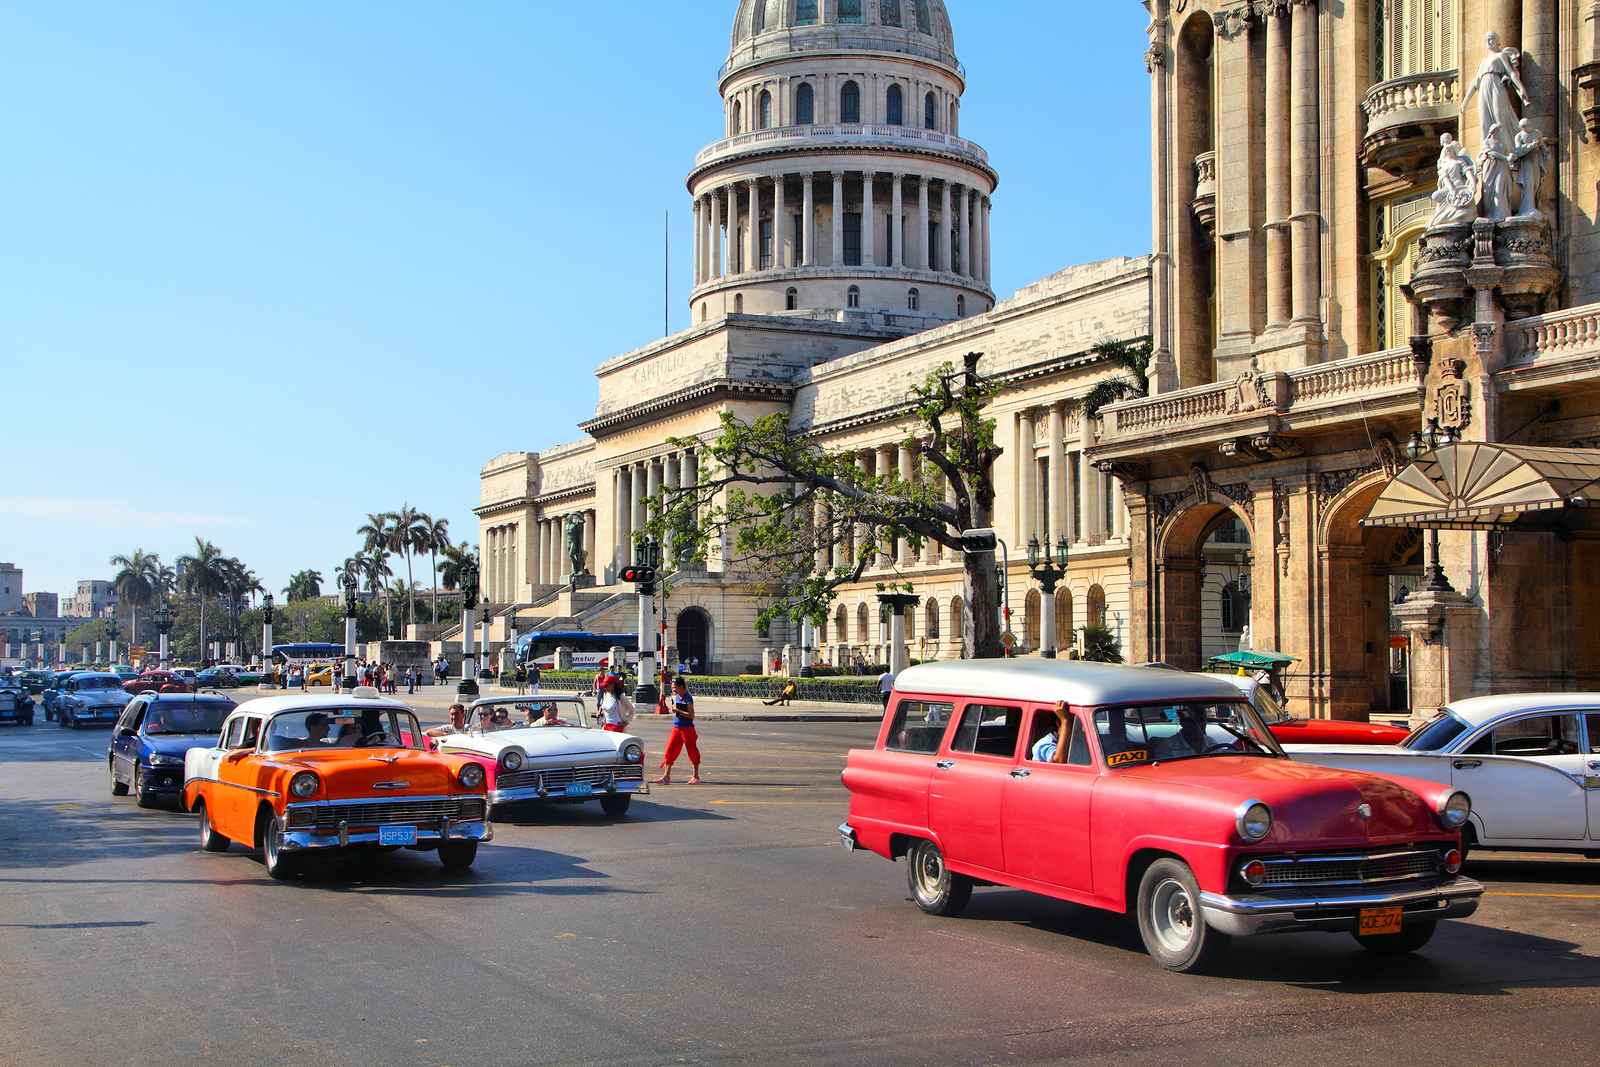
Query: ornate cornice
[{"left": 579, "top": 378, "right": 797, "bottom": 439}]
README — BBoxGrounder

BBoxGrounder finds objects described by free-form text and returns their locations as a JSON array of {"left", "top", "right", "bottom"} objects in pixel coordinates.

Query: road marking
[{"left": 1486, "top": 891, "right": 1600, "bottom": 900}]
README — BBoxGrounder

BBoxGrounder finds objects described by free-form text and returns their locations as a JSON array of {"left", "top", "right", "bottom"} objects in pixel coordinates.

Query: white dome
[{"left": 729, "top": 0, "right": 957, "bottom": 66}]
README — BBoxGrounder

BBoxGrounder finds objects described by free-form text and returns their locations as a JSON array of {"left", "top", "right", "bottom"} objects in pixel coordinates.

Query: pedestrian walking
[
  {"left": 514, "top": 664, "right": 527, "bottom": 695},
  {"left": 406, "top": 665, "right": 416, "bottom": 694},
  {"left": 654, "top": 676, "right": 701, "bottom": 785},
  {"left": 597, "top": 675, "right": 635, "bottom": 732},
  {"left": 529, "top": 659, "right": 541, "bottom": 696},
  {"left": 877, "top": 667, "right": 896, "bottom": 708}
]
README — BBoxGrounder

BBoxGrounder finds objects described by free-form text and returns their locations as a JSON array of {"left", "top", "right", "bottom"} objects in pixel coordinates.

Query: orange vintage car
[{"left": 182, "top": 690, "right": 490, "bottom": 879}]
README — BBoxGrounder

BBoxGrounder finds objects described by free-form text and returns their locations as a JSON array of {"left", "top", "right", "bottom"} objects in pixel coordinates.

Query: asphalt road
[{"left": 2, "top": 713, "right": 1599, "bottom": 1067}]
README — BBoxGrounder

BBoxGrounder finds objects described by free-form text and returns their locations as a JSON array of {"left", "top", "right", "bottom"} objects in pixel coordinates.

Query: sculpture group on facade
[{"left": 1430, "top": 31, "right": 1551, "bottom": 228}]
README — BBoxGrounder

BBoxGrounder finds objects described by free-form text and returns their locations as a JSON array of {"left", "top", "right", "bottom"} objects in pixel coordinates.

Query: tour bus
[
  {"left": 270, "top": 642, "right": 346, "bottom": 666},
  {"left": 513, "top": 631, "right": 639, "bottom": 671}
]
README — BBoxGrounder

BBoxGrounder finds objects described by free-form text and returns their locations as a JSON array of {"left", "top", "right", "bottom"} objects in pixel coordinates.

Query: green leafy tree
[
  {"left": 1078, "top": 623, "right": 1123, "bottom": 663},
  {"left": 175, "top": 538, "right": 229, "bottom": 664},
  {"left": 439, "top": 540, "right": 475, "bottom": 591},
  {"left": 109, "top": 549, "right": 163, "bottom": 645},
  {"left": 420, "top": 515, "right": 450, "bottom": 623},
  {"left": 356, "top": 513, "right": 396, "bottom": 633},
  {"left": 284, "top": 570, "right": 323, "bottom": 601},
  {"left": 1081, "top": 337, "right": 1154, "bottom": 421},
  {"left": 388, "top": 504, "right": 428, "bottom": 624},
  {"left": 643, "top": 351, "right": 1007, "bottom": 658}
]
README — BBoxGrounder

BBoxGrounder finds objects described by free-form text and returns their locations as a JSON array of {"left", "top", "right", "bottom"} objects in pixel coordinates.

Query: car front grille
[
  {"left": 498, "top": 764, "right": 644, "bottom": 791},
  {"left": 1252, "top": 847, "right": 1445, "bottom": 888},
  {"left": 311, "top": 797, "right": 471, "bottom": 831}
]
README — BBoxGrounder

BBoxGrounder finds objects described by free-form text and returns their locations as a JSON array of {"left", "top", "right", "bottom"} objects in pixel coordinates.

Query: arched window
[
  {"left": 838, "top": 0, "right": 862, "bottom": 23},
  {"left": 949, "top": 101, "right": 957, "bottom": 133},
  {"left": 915, "top": 0, "right": 932, "bottom": 34},
  {"left": 847, "top": 285, "right": 860, "bottom": 309},
  {"left": 950, "top": 596, "right": 964, "bottom": 642},
  {"left": 836, "top": 605, "right": 848, "bottom": 644},
  {"left": 907, "top": 287, "right": 919, "bottom": 311},
  {"left": 924, "top": 91, "right": 936, "bottom": 130},
  {"left": 905, "top": 604, "right": 915, "bottom": 641},
  {"left": 732, "top": 99, "right": 743, "bottom": 135},
  {"left": 796, "top": 83, "right": 815, "bottom": 125},
  {"left": 796, "top": 0, "right": 818, "bottom": 26},
  {"left": 786, "top": 287, "right": 798, "bottom": 310},
  {"left": 925, "top": 599, "right": 940, "bottom": 640},
  {"left": 886, "top": 84, "right": 904, "bottom": 125},
  {"left": 1087, "top": 584, "right": 1107, "bottom": 628},
  {"left": 700, "top": 301, "right": 708, "bottom": 322},
  {"left": 956, "top": 294, "right": 965, "bottom": 317},
  {"left": 857, "top": 602, "right": 870, "bottom": 643},
  {"left": 841, "top": 81, "right": 861, "bottom": 124},
  {"left": 881, "top": 0, "right": 903, "bottom": 27},
  {"left": 735, "top": 293, "right": 744, "bottom": 313},
  {"left": 1057, "top": 588, "right": 1073, "bottom": 649},
  {"left": 1024, "top": 589, "right": 1041, "bottom": 649},
  {"left": 759, "top": 90, "right": 772, "bottom": 130}
]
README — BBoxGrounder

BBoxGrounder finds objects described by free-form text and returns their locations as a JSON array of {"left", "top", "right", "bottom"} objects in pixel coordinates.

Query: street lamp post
[
  {"left": 260, "top": 594, "right": 275, "bottom": 687},
  {"left": 458, "top": 558, "right": 480, "bottom": 699},
  {"left": 1406, "top": 424, "right": 1455, "bottom": 592},
  {"left": 152, "top": 600, "right": 174, "bottom": 667},
  {"left": 106, "top": 613, "right": 122, "bottom": 667},
  {"left": 876, "top": 593, "right": 922, "bottom": 676},
  {"left": 631, "top": 538, "right": 663, "bottom": 706},
  {"left": 1027, "top": 536, "right": 1071, "bottom": 658},
  {"left": 342, "top": 576, "right": 359, "bottom": 692}
]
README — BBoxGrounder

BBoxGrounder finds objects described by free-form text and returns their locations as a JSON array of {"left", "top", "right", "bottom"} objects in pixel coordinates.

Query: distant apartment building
[
  {"left": 0, "top": 564, "right": 20, "bottom": 615},
  {"left": 23, "top": 592, "right": 58, "bottom": 618},
  {"left": 67, "top": 580, "right": 118, "bottom": 619}
]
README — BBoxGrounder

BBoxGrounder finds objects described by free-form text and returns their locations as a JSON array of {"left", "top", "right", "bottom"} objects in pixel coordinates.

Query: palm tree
[
  {"left": 1081, "top": 337, "right": 1155, "bottom": 421},
  {"left": 109, "top": 549, "right": 162, "bottom": 645},
  {"left": 176, "top": 538, "right": 229, "bottom": 663},
  {"left": 420, "top": 515, "right": 450, "bottom": 624},
  {"left": 363, "top": 555, "right": 393, "bottom": 631},
  {"left": 439, "top": 540, "right": 476, "bottom": 592},
  {"left": 389, "top": 579, "right": 425, "bottom": 628},
  {"left": 389, "top": 504, "right": 428, "bottom": 626},
  {"left": 356, "top": 513, "right": 395, "bottom": 634},
  {"left": 284, "top": 570, "right": 323, "bottom": 601},
  {"left": 1078, "top": 623, "right": 1124, "bottom": 663}
]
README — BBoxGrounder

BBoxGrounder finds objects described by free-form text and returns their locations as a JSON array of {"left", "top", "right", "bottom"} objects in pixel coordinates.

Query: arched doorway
[
  {"left": 1157, "top": 500, "right": 1253, "bottom": 671},
  {"left": 1200, "top": 516, "right": 1253, "bottom": 660},
  {"left": 857, "top": 602, "right": 870, "bottom": 643},
  {"left": 1023, "top": 589, "right": 1041, "bottom": 650},
  {"left": 1056, "top": 588, "right": 1073, "bottom": 655},
  {"left": 1323, "top": 477, "right": 1420, "bottom": 718},
  {"left": 675, "top": 608, "right": 711, "bottom": 675}
]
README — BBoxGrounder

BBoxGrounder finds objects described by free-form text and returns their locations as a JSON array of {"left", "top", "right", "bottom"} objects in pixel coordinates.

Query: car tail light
[
  {"left": 1442, "top": 848, "right": 1462, "bottom": 874},
  {"left": 1241, "top": 859, "right": 1267, "bottom": 886}
]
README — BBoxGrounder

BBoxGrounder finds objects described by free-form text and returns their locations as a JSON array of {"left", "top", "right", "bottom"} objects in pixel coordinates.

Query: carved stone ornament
[
  {"left": 1192, "top": 463, "right": 1213, "bottom": 505},
  {"left": 1144, "top": 41, "right": 1167, "bottom": 73},
  {"left": 1317, "top": 464, "right": 1383, "bottom": 508},
  {"left": 1218, "top": 434, "right": 1303, "bottom": 463},
  {"left": 1375, "top": 434, "right": 1404, "bottom": 478},
  {"left": 1228, "top": 358, "right": 1272, "bottom": 414},
  {"left": 1093, "top": 459, "right": 1148, "bottom": 482},
  {"left": 1433, "top": 376, "right": 1472, "bottom": 433},
  {"left": 1215, "top": 481, "right": 1254, "bottom": 508}
]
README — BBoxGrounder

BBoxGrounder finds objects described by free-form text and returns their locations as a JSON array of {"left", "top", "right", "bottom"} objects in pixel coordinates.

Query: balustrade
[{"left": 1508, "top": 304, "right": 1600, "bottom": 367}]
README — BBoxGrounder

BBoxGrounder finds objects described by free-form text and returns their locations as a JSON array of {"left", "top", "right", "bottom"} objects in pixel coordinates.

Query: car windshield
[
  {"left": 1250, "top": 686, "right": 1291, "bottom": 725},
  {"left": 262, "top": 707, "right": 426, "bottom": 752},
  {"left": 82, "top": 678, "right": 121, "bottom": 691},
  {"left": 145, "top": 701, "right": 233, "bottom": 734},
  {"left": 472, "top": 699, "right": 589, "bottom": 731},
  {"left": 1092, "top": 700, "right": 1283, "bottom": 767},
  {"left": 1401, "top": 711, "right": 1470, "bottom": 752}
]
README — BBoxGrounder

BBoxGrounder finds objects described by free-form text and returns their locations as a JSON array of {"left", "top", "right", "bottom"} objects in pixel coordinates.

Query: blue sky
[{"left": 0, "top": 0, "right": 1152, "bottom": 602}]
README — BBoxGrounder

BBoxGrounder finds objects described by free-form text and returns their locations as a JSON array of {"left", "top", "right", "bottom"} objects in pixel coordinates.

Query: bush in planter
[{"left": 499, "top": 671, "right": 516, "bottom": 687}]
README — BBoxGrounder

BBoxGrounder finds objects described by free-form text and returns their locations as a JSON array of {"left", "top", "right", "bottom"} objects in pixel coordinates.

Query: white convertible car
[
  {"left": 434, "top": 695, "right": 649, "bottom": 817},
  {"left": 1289, "top": 694, "right": 1600, "bottom": 858}
]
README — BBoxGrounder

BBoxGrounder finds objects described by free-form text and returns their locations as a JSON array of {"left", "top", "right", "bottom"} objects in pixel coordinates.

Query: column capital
[
  {"left": 746, "top": 176, "right": 759, "bottom": 187},
  {"left": 800, "top": 170, "right": 814, "bottom": 181},
  {"left": 891, "top": 171, "right": 905, "bottom": 182},
  {"left": 831, "top": 169, "right": 847, "bottom": 182},
  {"left": 917, "top": 175, "right": 930, "bottom": 187}
]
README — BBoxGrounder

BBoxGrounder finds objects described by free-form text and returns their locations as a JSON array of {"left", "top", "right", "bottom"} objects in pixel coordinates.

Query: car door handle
[
  {"left": 1453, "top": 759, "right": 1483, "bottom": 769},
  {"left": 1008, "top": 768, "right": 1031, "bottom": 779},
  {"left": 1589, "top": 760, "right": 1600, "bottom": 770},
  {"left": 934, "top": 759, "right": 954, "bottom": 770}
]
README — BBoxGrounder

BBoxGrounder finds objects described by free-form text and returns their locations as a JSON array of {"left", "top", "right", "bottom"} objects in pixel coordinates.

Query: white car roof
[
  {"left": 1444, "top": 692, "right": 1600, "bottom": 729},
  {"left": 892, "top": 660, "right": 1248, "bottom": 707},
  {"left": 221, "top": 692, "right": 415, "bottom": 719}
]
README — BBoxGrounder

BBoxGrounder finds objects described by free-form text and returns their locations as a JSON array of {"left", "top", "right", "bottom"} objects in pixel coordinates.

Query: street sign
[
  {"left": 1000, "top": 631, "right": 1015, "bottom": 648},
  {"left": 130, "top": 644, "right": 146, "bottom": 659}
]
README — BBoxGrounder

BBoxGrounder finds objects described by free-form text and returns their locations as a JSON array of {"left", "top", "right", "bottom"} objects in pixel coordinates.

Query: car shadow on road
[
  {"left": 1465, "top": 854, "right": 1600, "bottom": 886},
  {"left": 0, "top": 793, "right": 196, "bottom": 870},
  {"left": 490, "top": 802, "right": 734, "bottom": 827}
]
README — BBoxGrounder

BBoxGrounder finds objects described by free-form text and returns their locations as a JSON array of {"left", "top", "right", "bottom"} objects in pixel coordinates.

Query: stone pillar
[
  {"left": 1265, "top": 7, "right": 1292, "bottom": 328},
  {"left": 633, "top": 462, "right": 648, "bottom": 532},
  {"left": 1489, "top": 1, "right": 1523, "bottom": 49},
  {"left": 878, "top": 445, "right": 896, "bottom": 565},
  {"left": 1522, "top": 1, "right": 1557, "bottom": 213},
  {"left": 918, "top": 177, "right": 931, "bottom": 269},
  {"left": 815, "top": 493, "right": 832, "bottom": 574},
  {"left": 801, "top": 172, "right": 815, "bottom": 267},
  {"left": 1048, "top": 403, "right": 1067, "bottom": 545},
  {"left": 1017, "top": 409, "right": 1037, "bottom": 545},
  {"left": 1216, "top": 26, "right": 1255, "bottom": 346},
  {"left": 898, "top": 444, "right": 915, "bottom": 563},
  {"left": 958, "top": 187, "right": 971, "bottom": 277},
  {"left": 1079, "top": 409, "right": 1097, "bottom": 540},
  {"left": 862, "top": 171, "right": 876, "bottom": 267},
  {"left": 694, "top": 196, "right": 705, "bottom": 284},
  {"left": 855, "top": 452, "right": 871, "bottom": 569},
  {"left": 711, "top": 189, "right": 724, "bottom": 278},
  {"left": 615, "top": 467, "right": 632, "bottom": 568},
  {"left": 938, "top": 181, "right": 952, "bottom": 273},
  {"left": 943, "top": 477, "right": 959, "bottom": 560},
  {"left": 832, "top": 170, "right": 846, "bottom": 268},
  {"left": 647, "top": 459, "right": 663, "bottom": 522},
  {"left": 773, "top": 173, "right": 787, "bottom": 268},
  {"left": 889, "top": 173, "right": 903, "bottom": 268},
  {"left": 745, "top": 178, "right": 759, "bottom": 273},
  {"left": 584, "top": 510, "right": 596, "bottom": 574},
  {"left": 1112, "top": 475, "right": 1126, "bottom": 539},
  {"left": 1289, "top": 0, "right": 1320, "bottom": 325},
  {"left": 971, "top": 190, "right": 985, "bottom": 284},
  {"left": 983, "top": 197, "right": 993, "bottom": 283}
]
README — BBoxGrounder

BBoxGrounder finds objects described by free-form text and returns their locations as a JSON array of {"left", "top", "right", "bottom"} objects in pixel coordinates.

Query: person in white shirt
[
  {"left": 877, "top": 669, "right": 896, "bottom": 707},
  {"left": 598, "top": 676, "right": 635, "bottom": 732}
]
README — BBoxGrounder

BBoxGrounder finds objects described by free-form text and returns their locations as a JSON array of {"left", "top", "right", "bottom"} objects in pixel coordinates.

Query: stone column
[
  {"left": 1522, "top": 1, "right": 1557, "bottom": 213},
  {"left": 878, "top": 446, "right": 896, "bottom": 565},
  {"left": 958, "top": 187, "right": 971, "bottom": 276},
  {"left": 983, "top": 197, "right": 993, "bottom": 283},
  {"left": 898, "top": 444, "right": 915, "bottom": 563},
  {"left": 832, "top": 170, "right": 846, "bottom": 268},
  {"left": 862, "top": 171, "right": 876, "bottom": 267},
  {"left": 647, "top": 459, "right": 663, "bottom": 522},
  {"left": 773, "top": 173, "right": 787, "bottom": 268},
  {"left": 938, "top": 181, "right": 952, "bottom": 273},
  {"left": 615, "top": 466, "right": 632, "bottom": 567},
  {"left": 746, "top": 178, "right": 759, "bottom": 273},
  {"left": 1265, "top": 7, "right": 1291, "bottom": 327},
  {"left": 815, "top": 493, "right": 832, "bottom": 574},
  {"left": 971, "top": 190, "right": 984, "bottom": 283},
  {"left": 1112, "top": 475, "right": 1126, "bottom": 539},
  {"left": 854, "top": 452, "right": 870, "bottom": 569},
  {"left": 1048, "top": 403, "right": 1066, "bottom": 545},
  {"left": 692, "top": 197, "right": 702, "bottom": 284},
  {"left": 1289, "top": 0, "right": 1320, "bottom": 325},
  {"left": 1017, "top": 410, "right": 1037, "bottom": 545},
  {"left": 584, "top": 510, "right": 596, "bottom": 574},
  {"left": 1078, "top": 410, "right": 1097, "bottom": 538},
  {"left": 1489, "top": 1, "right": 1523, "bottom": 49},
  {"left": 632, "top": 463, "right": 648, "bottom": 538},
  {"left": 917, "top": 177, "right": 931, "bottom": 269},
  {"left": 889, "top": 173, "right": 903, "bottom": 268},
  {"left": 801, "top": 172, "right": 815, "bottom": 267},
  {"left": 530, "top": 518, "right": 543, "bottom": 586},
  {"left": 943, "top": 477, "right": 959, "bottom": 561},
  {"left": 711, "top": 189, "right": 724, "bottom": 278}
]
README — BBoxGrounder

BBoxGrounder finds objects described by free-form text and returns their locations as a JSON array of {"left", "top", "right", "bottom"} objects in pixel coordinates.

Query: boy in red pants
[{"left": 655, "top": 676, "right": 701, "bottom": 784}]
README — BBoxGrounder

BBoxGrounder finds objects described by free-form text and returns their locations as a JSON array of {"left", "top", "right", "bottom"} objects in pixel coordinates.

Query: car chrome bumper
[
  {"left": 839, "top": 822, "right": 860, "bottom": 851},
  {"left": 489, "top": 779, "right": 649, "bottom": 804},
  {"left": 280, "top": 820, "right": 492, "bottom": 852},
  {"left": 1198, "top": 877, "right": 1484, "bottom": 937}
]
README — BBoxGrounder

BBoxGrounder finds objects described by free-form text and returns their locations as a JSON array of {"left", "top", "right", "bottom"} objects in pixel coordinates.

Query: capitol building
[{"left": 476, "top": 0, "right": 1600, "bottom": 719}]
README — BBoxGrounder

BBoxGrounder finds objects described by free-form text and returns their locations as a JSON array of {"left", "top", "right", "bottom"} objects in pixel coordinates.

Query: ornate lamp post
[
  {"left": 260, "top": 594, "right": 276, "bottom": 687},
  {"left": 458, "top": 557, "right": 480, "bottom": 699},
  {"left": 152, "top": 600, "right": 175, "bottom": 667},
  {"left": 342, "top": 574, "right": 359, "bottom": 691},
  {"left": 876, "top": 592, "right": 922, "bottom": 676},
  {"left": 1406, "top": 425, "right": 1454, "bottom": 592},
  {"left": 106, "top": 613, "right": 123, "bottom": 667},
  {"left": 632, "top": 538, "right": 662, "bottom": 706},
  {"left": 1027, "top": 536, "right": 1070, "bottom": 658}
]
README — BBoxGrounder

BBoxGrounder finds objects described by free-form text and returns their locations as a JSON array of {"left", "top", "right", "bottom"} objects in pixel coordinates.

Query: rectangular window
[
  {"left": 881, "top": 0, "right": 902, "bottom": 27},
  {"left": 1038, "top": 457, "right": 1050, "bottom": 542},
  {"left": 927, "top": 220, "right": 939, "bottom": 270},
  {"left": 1026, "top": 708, "right": 1091, "bottom": 765},
  {"left": 843, "top": 212, "right": 862, "bottom": 266},
  {"left": 796, "top": 0, "right": 818, "bottom": 25},
  {"left": 759, "top": 218, "right": 774, "bottom": 269},
  {"left": 885, "top": 214, "right": 894, "bottom": 263},
  {"left": 951, "top": 704, "right": 1023, "bottom": 758},
  {"left": 793, "top": 214, "right": 804, "bottom": 263},
  {"left": 884, "top": 699, "right": 954, "bottom": 753},
  {"left": 837, "top": 0, "right": 862, "bottom": 23},
  {"left": 1103, "top": 471, "right": 1115, "bottom": 534},
  {"left": 952, "top": 227, "right": 962, "bottom": 274},
  {"left": 1070, "top": 452, "right": 1082, "bottom": 540}
]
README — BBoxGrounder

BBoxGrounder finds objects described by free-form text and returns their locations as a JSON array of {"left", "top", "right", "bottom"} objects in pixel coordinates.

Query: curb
[{"left": 634, "top": 712, "right": 883, "bottom": 723}]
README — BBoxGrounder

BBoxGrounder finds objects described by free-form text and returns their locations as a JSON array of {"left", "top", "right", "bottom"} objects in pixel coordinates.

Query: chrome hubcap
[
  {"left": 1150, "top": 878, "right": 1196, "bottom": 953},
  {"left": 912, "top": 847, "right": 944, "bottom": 899}
]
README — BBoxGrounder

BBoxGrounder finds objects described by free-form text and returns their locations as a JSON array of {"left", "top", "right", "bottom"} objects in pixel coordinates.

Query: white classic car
[
  {"left": 1289, "top": 694, "right": 1600, "bottom": 858},
  {"left": 434, "top": 695, "right": 649, "bottom": 818}
]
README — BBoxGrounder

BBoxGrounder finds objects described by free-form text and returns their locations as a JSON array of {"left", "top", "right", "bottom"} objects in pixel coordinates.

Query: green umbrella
[{"left": 1207, "top": 650, "right": 1299, "bottom": 670}]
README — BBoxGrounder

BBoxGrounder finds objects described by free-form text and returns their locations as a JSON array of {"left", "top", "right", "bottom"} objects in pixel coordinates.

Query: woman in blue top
[{"left": 655, "top": 676, "right": 702, "bottom": 785}]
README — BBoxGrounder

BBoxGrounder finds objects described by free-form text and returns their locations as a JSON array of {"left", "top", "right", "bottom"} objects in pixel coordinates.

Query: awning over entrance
[{"left": 1363, "top": 443, "right": 1600, "bottom": 530}]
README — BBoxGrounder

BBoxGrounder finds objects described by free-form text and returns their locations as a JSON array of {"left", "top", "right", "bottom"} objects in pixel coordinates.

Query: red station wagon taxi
[
  {"left": 183, "top": 691, "right": 491, "bottom": 879},
  {"left": 840, "top": 661, "right": 1484, "bottom": 972}
]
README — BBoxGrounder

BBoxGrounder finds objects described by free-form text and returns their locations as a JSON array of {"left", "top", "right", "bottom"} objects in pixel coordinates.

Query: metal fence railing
[{"left": 519, "top": 673, "right": 882, "bottom": 705}]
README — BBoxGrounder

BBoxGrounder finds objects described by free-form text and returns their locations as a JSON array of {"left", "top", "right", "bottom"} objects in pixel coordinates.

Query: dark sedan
[
  {"left": 124, "top": 670, "right": 194, "bottom": 695},
  {"left": 0, "top": 683, "right": 34, "bottom": 726},
  {"left": 194, "top": 668, "right": 241, "bottom": 689},
  {"left": 109, "top": 694, "right": 236, "bottom": 807}
]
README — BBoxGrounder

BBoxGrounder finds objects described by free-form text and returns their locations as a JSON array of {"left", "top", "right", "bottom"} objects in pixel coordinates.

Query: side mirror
[{"left": 119, "top": 727, "right": 136, "bottom": 738}]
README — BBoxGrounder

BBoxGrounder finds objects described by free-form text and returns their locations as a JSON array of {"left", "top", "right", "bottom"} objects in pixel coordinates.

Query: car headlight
[
  {"left": 289, "top": 772, "right": 320, "bottom": 799},
  {"left": 500, "top": 749, "right": 524, "bottom": 772},
  {"left": 1438, "top": 790, "right": 1471, "bottom": 829},
  {"left": 458, "top": 762, "right": 486, "bottom": 789},
  {"left": 149, "top": 754, "right": 183, "bottom": 767},
  {"left": 1235, "top": 799, "right": 1273, "bottom": 842},
  {"left": 622, "top": 742, "right": 644, "bottom": 764}
]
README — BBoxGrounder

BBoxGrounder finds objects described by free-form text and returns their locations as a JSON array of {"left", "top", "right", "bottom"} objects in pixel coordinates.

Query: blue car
[
  {"left": 108, "top": 693, "right": 237, "bottom": 807},
  {"left": 56, "top": 673, "right": 131, "bottom": 729}
]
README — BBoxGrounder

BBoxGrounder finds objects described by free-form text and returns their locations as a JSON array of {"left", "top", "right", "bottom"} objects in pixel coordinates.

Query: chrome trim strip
[
  {"left": 279, "top": 821, "right": 491, "bottom": 852},
  {"left": 209, "top": 779, "right": 281, "bottom": 799},
  {"left": 487, "top": 781, "right": 649, "bottom": 804},
  {"left": 1200, "top": 876, "right": 1483, "bottom": 916},
  {"left": 285, "top": 792, "right": 465, "bottom": 809}
]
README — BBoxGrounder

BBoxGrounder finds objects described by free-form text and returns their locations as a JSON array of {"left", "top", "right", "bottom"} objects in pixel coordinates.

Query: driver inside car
[{"left": 1148, "top": 706, "right": 1209, "bottom": 760}]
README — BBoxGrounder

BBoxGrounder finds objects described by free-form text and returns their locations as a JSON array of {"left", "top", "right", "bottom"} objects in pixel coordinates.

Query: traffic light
[{"left": 620, "top": 566, "right": 657, "bottom": 585}]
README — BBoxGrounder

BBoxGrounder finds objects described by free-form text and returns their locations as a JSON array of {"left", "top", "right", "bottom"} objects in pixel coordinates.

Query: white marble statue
[
  {"left": 1510, "top": 118, "right": 1551, "bottom": 218},
  {"left": 1478, "top": 123, "right": 1517, "bottom": 222},
  {"left": 1462, "top": 31, "right": 1528, "bottom": 151},
  {"left": 1429, "top": 133, "right": 1479, "bottom": 228}
]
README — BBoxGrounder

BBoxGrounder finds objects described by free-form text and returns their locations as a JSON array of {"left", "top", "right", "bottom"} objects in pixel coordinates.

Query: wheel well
[
  {"left": 1123, "top": 848, "right": 1184, "bottom": 915},
  {"left": 888, "top": 833, "right": 921, "bottom": 862},
  {"left": 253, "top": 803, "right": 275, "bottom": 849}
]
